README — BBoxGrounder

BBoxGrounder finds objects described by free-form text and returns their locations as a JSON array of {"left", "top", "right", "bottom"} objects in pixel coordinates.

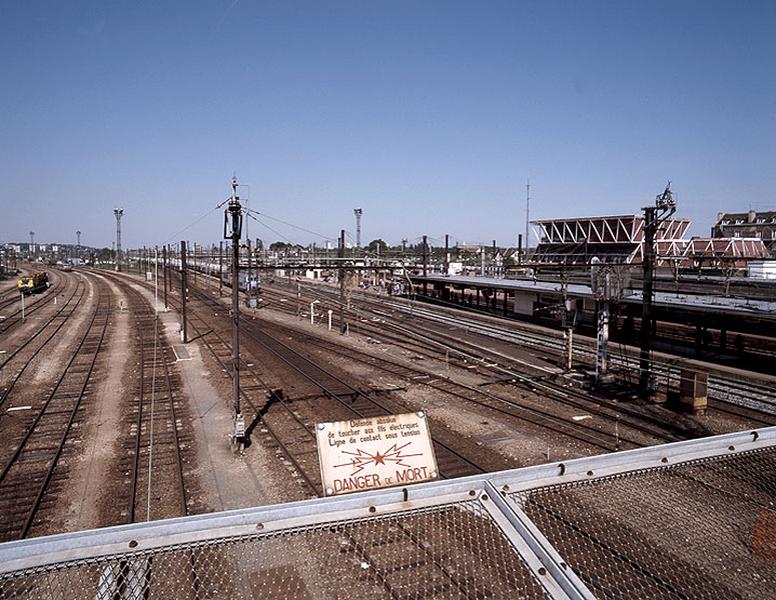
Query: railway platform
[
  {"left": 1, "top": 426, "right": 774, "bottom": 599},
  {"left": 413, "top": 274, "right": 776, "bottom": 329}
]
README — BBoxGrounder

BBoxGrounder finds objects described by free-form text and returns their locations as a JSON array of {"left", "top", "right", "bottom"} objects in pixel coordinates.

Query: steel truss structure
[
  {"left": 532, "top": 214, "right": 769, "bottom": 266},
  {"left": 1, "top": 427, "right": 775, "bottom": 599},
  {"left": 655, "top": 236, "right": 771, "bottom": 268}
]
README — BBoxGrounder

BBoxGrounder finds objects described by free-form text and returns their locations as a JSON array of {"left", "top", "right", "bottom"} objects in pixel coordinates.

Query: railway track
[
  {"left": 235, "top": 314, "right": 490, "bottom": 483},
  {"left": 264, "top": 279, "right": 776, "bottom": 416},
  {"left": 182, "top": 273, "right": 702, "bottom": 449},
  {"left": 0, "top": 271, "right": 66, "bottom": 336},
  {"left": 184, "top": 274, "right": 674, "bottom": 452},
  {"left": 385, "top": 297, "right": 776, "bottom": 409},
  {"left": 174, "top": 272, "right": 773, "bottom": 448},
  {"left": 253, "top": 285, "right": 704, "bottom": 444},
  {"left": 96, "top": 271, "right": 192, "bottom": 524},
  {"left": 138, "top": 270, "right": 490, "bottom": 496},
  {"left": 267, "top": 325, "right": 679, "bottom": 450},
  {"left": 0, "top": 276, "right": 111, "bottom": 541},
  {"left": 127, "top": 289, "right": 189, "bottom": 522},
  {"left": 107, "top": 272, "right": 523, "bottom": 600},
  {"left": 0, "top": 277, "right": 87, "bottom": 409}
]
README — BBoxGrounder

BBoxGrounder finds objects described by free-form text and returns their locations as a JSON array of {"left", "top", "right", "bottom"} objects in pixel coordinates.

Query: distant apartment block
[{"left": 713, "top": 210, "right": 776, "bottom": 253}]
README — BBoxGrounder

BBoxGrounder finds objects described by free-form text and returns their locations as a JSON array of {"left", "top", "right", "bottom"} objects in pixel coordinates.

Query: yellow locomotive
[{"left": 17, "top": 271, "right": 48, "bottom": 294}]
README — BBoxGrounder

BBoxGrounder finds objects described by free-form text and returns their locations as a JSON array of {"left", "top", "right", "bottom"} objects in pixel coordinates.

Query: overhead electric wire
[
  {"left": 246, "top": 212, "right": 301, "bottom": 247},
  {"left": 244, "top": 208, "right": 336, "bottom": 242},
  {"left": 160, "top": 198, "right": 229, "bottom": 245}
]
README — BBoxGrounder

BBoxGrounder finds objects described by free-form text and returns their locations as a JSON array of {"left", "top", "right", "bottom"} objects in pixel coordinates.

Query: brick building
[{"left": 712, "top": 210, "right": 776, "bottom": 253}]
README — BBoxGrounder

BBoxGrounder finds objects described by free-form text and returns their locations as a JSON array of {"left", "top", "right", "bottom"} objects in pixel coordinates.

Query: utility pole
[
  {"left": 354, "top": 208, "right": 363, "bottom": 249},
  {"left": 180, "top": 241, "right": 188, "bottom": 343},
  {"left": 444, "top": 234, "right": 450, "bottom": 275},
  {"left": 591, "top": 257, "right": 613, "bottom": 385},
  {"left": 76, "top": 230, "right": 81, "bottom": 261},
  {"left": 422, "top": 235, "right": 428, "bottom": 296},
  {"left": 113, "top": 208, "right": 123, "bottom": 272},
  {"left": 154, "top": 246, "right": 159, "bottom": 312},
  {"left": 525, "top": 180, "right": 530, "bottom": 259},
  {"left": 560, "top": 270, "right": 574, "bottom": 371},
  {"left": 339, "top": 229, "right": 346, "bottom": 334},
  {"left": 596, "top": 299, "right": 610, "bottom": 381},
  {"left": 247, "top": 238, "right": 253, "bottom": 306},
  {"left": 225, "top": 176, "right": 245, "bottom": 445},
  {"left": 639, "top": 183, "right": 676, "bottom": 398},
  {"left": 162, "top": 245, "right": 168, "bottom": 309}
]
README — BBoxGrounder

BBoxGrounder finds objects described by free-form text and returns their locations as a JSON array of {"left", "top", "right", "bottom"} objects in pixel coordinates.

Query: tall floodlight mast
[
  {"left": 113, "top": 208, "right": 124, "bottom": 272},
  {"left": 29, "top": 231, "right": 35, "bottom": 256},
  {"left": 224, "top": 177, "right": 245, "bottom": 447},
  {"left": 354, "top": 208, "right": 363, "bottom": 249},
  {"left": 639, "top": 182, "right": 676, "bottom": 398}
]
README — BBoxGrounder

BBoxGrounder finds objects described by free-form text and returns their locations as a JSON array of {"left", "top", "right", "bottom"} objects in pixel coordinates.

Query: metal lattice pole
[
  {"left": 113, "top": 208, "right": 123, "bottom": 272},
  {"left": 354, "top": 208, "right": 363, "bottom": 249}
]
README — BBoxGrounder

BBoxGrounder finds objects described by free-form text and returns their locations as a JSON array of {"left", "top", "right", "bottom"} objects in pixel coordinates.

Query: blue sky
[{"left": 1, "top": 1, "right": 774, "bottom": 249}]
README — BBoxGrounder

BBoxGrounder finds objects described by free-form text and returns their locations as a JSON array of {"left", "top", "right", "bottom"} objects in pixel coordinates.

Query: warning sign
[{"left": 316, "top": 412, "right": 438, "bottom": 496}]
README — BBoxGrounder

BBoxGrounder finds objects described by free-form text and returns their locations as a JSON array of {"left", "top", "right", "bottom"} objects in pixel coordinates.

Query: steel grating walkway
[{"left": 1, "top": 427, "right": 775, "bottom": 599}]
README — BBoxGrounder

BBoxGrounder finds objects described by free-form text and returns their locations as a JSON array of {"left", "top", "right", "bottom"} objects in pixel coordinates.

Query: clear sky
[{"left": 1, "top": 1, "right": 774, "bottom": 249}]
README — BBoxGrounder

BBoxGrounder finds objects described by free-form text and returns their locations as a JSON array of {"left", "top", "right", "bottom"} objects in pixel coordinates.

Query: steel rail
[
  {"left": 187, "top": 272, "right": 661, "bottom": 449},
  {"left": 0, "top": 279, "right": 87, "bottom": 410},
  {"left": 189, "top": 284, "right": 489, "bottom": 481},
  {"left": 0, "top": 274, "right": 82, "bottom": 370},
  {"left": 138, "top": 270, "right": 322, "bottom": 496},
  {"left": 94, "top": 273, "right": 190, "bottom": 523},
  {"left": 0, "top": 272, "right": 67, "bottom": 335},
  {"left": 265, "top": 279, "right": 776, "bottom": 416},
  {"left": 0, "top": 276, "right": 111, "bottom": 540},
  {"left": 257, "top": 285, "right": 679, "bottom": 447}
]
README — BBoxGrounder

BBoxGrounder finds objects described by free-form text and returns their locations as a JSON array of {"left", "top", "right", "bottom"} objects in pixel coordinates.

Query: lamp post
[{"left": 310, "top": 299, "right": 320, "bottom": 325}]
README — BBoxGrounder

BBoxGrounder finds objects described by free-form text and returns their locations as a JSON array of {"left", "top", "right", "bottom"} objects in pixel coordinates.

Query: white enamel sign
[{"left": 316, "top": 412, "right": 439, "bottom": 496}]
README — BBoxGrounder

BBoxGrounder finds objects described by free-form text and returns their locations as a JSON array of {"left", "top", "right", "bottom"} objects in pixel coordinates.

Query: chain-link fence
[
  {"left": 511, "top": 447, "right": 776, "bottom": 599},
  {"left": 1, "top": 501, "right": 552, "bottom": 600}
]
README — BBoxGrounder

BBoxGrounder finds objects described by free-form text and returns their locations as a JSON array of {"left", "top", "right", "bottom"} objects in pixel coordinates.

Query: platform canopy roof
[
  {"left": 530, "top": 214, "right": 769, "bottom": 265},
  {"left": 531, "top": 214, "right": 690, "bottom": 246}
]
